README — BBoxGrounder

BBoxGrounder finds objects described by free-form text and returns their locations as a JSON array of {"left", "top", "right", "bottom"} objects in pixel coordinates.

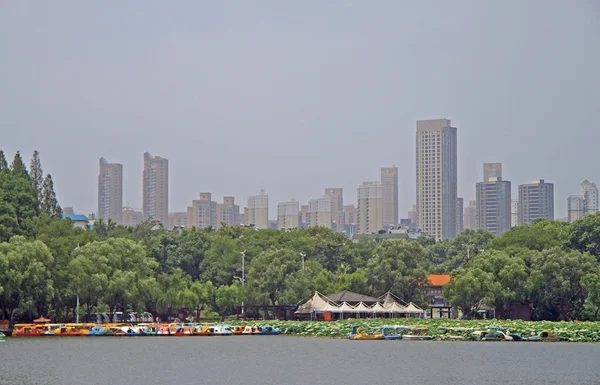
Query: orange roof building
[{"left": 427, "top": 274, "right": 451, "bottom": 287}]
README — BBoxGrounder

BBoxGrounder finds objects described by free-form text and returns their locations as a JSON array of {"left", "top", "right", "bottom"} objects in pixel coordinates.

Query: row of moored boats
[{"left": 3, "top": 323, "right": 280, "bottom": 337}]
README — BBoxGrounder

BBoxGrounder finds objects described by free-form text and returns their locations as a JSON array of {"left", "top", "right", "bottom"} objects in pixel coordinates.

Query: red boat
[{"left": 13, "top": 324, "right": 45, "bottom": 337}]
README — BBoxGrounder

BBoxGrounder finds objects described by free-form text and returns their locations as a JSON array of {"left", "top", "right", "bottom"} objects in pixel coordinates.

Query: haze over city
[{"left": 1, "top": 1, "right": 599, "bottom": 218}]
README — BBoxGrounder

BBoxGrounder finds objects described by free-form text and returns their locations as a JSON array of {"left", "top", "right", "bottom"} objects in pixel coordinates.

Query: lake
[{"left": 1, "top": 336, "right": 599, "bottom": 385}]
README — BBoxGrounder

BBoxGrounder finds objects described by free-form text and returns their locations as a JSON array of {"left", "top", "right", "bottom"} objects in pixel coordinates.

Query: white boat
[{"left": 213, "top": 325, "right": 232, "bottom": 336}]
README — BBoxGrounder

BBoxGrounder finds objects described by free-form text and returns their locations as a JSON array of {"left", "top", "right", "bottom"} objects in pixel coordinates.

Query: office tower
[
  {"left": 217, "top": 196, "right": 240, "bottom": 228},
  {"left": 567, "top": 180, "right": 599, "bottom": 222},
  {"left": 581, "top": 180, "right": 599, "bottom": 216},
  {"left": 142, "top": 152, "right": 168, "bottom": 225},
  {"left": 567, "top": 195, "right": 584, "bottom": 223},
  {"left": 168, "top": 212, "right": 187, "bottom": 229},
  {"left": 277, "top": 199, "right": 299, "bottom": 229},
  {"left": 187, "top": 193, "right": 217, "bottom": 229},
  {"left": 416, "top": 119, "right": 458, "bottom": 240},
  {"left": 464, "top": 200, "right": 477, "bottom": 230},
  {"left": 300, "top": 204, "right": 310, "bottom": 227},
  {"left": 511, "top": 200, "right": 519, "bottom": 228},
  {"left": 381, "top": 167, "right": 399, "bottom": 228},
  {"left": 308, "top": 196, "right": 333, "bottom": 229},
  {"left": 98, "top": 157, "right": 123, "bottom": 224},
  {"left": 247, "top": 190, "right": 269, "bottom": 229},
  {"left": 357, "top": 181, "right": 383, "bottom": 234},
  {"left": 242, "top": 207, "right": 249, "bottom": 226},
  {"left": 344, "top": 205, "right": 358, "bottom": 225},
  {"left": 324, "top": 188, "right": 344, "bottom": 232},
  {"left": 518, "top": 179, "right": 554, "bottom": 224},
  {"left": 476, "top": 174, "right": 512, "bottom": 236},
  {"left": 456, "top": 197, "right": 464, "bottom": 235},
  {"left": 483, "top": 163, "right": 502, "bottom": 183},
  {"left": 122, "top": 206, "right": 144, "bottom": 227}
]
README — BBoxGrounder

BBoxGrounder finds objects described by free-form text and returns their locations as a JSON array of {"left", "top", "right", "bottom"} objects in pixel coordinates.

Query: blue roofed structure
[{"left": 63, "top": 214, "right": 90, "bottom": 229}]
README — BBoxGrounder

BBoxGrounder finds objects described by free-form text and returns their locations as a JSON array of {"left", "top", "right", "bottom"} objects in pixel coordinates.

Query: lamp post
[
  {"left": 234, "top": 250, "right": 246, "bottom": 317},
  {"left": 300, "top": 253, "right": 305, "bottom": 271},
  {"left": 462, "top": 243, "right": 475, "bottom": 263}
]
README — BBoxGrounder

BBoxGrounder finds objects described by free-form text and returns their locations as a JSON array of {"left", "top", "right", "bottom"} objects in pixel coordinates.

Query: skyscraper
[
  {"left": 567, "top": 180, "right": 598, "bottom": 222},
  {"left": 324, "top": 188, "right": 344, "bottom": 232},
  {"left": 98, "top": 157, "right": 123, "bottom": 224},
  {"left": 381, "top": 167, "right": 399, "bottom": 229},
  {"left": 567, "top": 195, "right": 584, "bottom": 223},
  {"left": 476, "top": 174, "right": 512, "bottom": 236},
  {"left": 357, "top": 181, "right": 383, "bottom": 234},
  {"left": 416, "top": 119, "right": 458, "bottom": 240},
  {"left": 217, "top": 196, "right": 240, "bottom": 228},
  {"left": 277, "top": 199, "right": 299, "bottom": 229},
  {"left": 142, "top": 152, "right": 168, "bottom": 225},
  {"left": 309, "top": 196, "right": 333, "bottom": 229},
  {"left": 483, "top": 163, "right": 502, "bottom": 183},
  {"left": 456, "top": 197, "right": 464, "bottom": 235},
  {"left": 247, "top": 190, "right": 269, "bottom": 229},
  {"left": 518, "top": 179, "right": 554, "bottom": 225},
  {"left": 464, "top": 200, "right": 477, "bottom": 230},
  {"left": 511, "top": 199, "right": 519, "bottom": 227},
  {"left": 187, "top": 192, "right": 217, "bottom": 229}
]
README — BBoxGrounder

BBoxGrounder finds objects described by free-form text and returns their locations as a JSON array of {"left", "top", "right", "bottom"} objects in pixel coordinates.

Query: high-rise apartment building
[
  {"left": 168, "top": 212, "right": 187, "bottom": 229},
  {"left": 511, "top": 200, "right": 519, "bottom": 228},
  {"left": 416, "top": 119, "right": 458, "bottom": 240},
  {"left": 122, "top": 207, "right": 144, "bottom": 227},
  {"left": 381, "top": 167, "right": 399, "bottom": 228},
  {"left": 98, "top": 157, "right": 123, "bottom": 224},
  {"left": 408, "top": 205, "right": 418, "bottom": 228},
  {"left": 476, "top": 172, "right": 512, "bottom": 236},
  {"left": 464, "top": 200, "right": 477, "bottom": 230},
  {"left": 247, "top": 190, "right": 269, "bottom": 229},
  {"left": 456, "top": 197, "right": 464, "bottom": 235},
  {"left": 518, "top": 179, "right": 554, "bottom": 225},
  {"left": 277, "top": 199, "right": 299, "bottom": 229},
  {"left": 217, "top": 196, "right": 240, "bottom": 228},
  {"left": 483, "top": 163, "right": 502, "bottom": 183},
  {"left": 324, "top": 188, "right": 344, "bottom": 232},
  {"left": 142, "top": 152, "right": 168, "bottom": 225},
  {"left": 309, "top": 196, "right": 333, "bottom": 229},
  {"left": 300, "top": 204, "right": 310, "bottom": 227},
  {"left": 187, "top": 193, "right": 217, "bottom": 229},
  {"left": 357, "top": 181, "right": 383, "bottom": 234},
  {"left": 344, "top": 205, "right": 358, "bottom": 225},
  {"left": 567, "top": 180, "right": 598, "bottom": 222}
]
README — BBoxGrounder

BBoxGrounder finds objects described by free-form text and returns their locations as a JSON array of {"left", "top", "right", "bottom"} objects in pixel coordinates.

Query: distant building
[
  {"left": 464, "top": 200, "right": 477, "bottom": 230},
  {"left": 511, "top": 200, "right": 519, "bottom": 228},
  {"left": 98, "top": 157, "right": 123, "bottom": 224},
  {"left": 63, "top": 207, "right": 74, "bottom": 215},
  {"left": 268, "top": 220, "right": 278, "bottom": 230},
  {"left": 187, "top": 193, "right": 217, "bottom": 229},
  {"left": 416, "top": 119, "right": 458, "bottom": 240},
  {"left": 381, "top": 167, "right": 399, "bottom": 229},
  {"left": 476, "top": 164, "right": 511, "bottom": 236},
  {"left": 567, "top": 180, "right": 599, "bottom": 223},
  {"left": 324, "top": 188, "right": 344, "bottom": 232},
  {"left": 352, "top": 227, "right": 425, "bottom": 243},
  {"left": 357, "top": 181, "right": 383, "bottom": 234},
  {"left": 309, "top": 196, "right": 333, "bottom": 229},
  {"left": 518, "top": 179, "right": 554, "bottom": 224},
  {"left": 142, "top": 152, "right": 168, "bottom": 226},
  {"left": 63, "top": 213, "right": 89, "bottom": 229},
  {"left": 456, "top": 197, "right": 464, "bottom": 235},
  {"left": 277, "top": 199, "right": 300, "bottom": 229},
  {"left": 407, "top": 205, "right": 418, "bottom": 228},
  {"left": 122, "top": 207, "right": 144, "bottom": 227},
  {"left": 217, "top": 196, "right": 240, "bottom": 228},
  {"left": 247, "top": 190, "right": 269, "bottom": 229},
  {"left": 343, "top": 205, "right": 358, "bottom": 225},
  {"left": 168, "top": 212, "right": 187, "bottom": 229},
  {"left": 300, "top": 204, "right": 310, "bottom": 227}
]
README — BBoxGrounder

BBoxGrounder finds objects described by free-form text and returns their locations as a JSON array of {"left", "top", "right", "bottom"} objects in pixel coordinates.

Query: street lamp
[
  {"left": 462, "top": 243, "right": 475, "bottom": 262},
  {"left": 234, "top": 250, "right": 246, "bottom": 317},
  {"left": 300, "top": 253, "right": 306, "bottom": 271}
]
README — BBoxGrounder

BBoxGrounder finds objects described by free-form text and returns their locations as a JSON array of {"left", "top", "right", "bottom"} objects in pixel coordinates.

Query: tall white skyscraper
[
  {"left": 381, "top": 167, "right": 399, "bottom": 229},
  {"left": 324, "top": 188, "right": 344, "bottom": 232},
  {"left": 357, "top": 181, "right": 383, "bottom": 234},
  {"left": 248, "top": 190, "right": 269, "bottom": 229},
  {"left": 142, "top": 152, "right": 168, "bottom": 225},
  {"left": 518, "top": 179, "right": 554, "bottom": 224},
  {"left": 568, "top": 180, "right": 598, "bottom": 222},
  {"left": 98, "top": 157, "right": 123, "bottom": 224},
  {"left": 416, "top": 119, "right": 458, "bottom": 240},
  {"left": 277, "top": 199, "right": 299, "bottom": 229}
]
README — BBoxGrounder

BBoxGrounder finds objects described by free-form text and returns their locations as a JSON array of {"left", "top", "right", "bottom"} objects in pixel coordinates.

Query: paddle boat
[
  {"left": 347, "top": 326, "right": 384, "bottom": 340},
  {"left": 52, "top": 324, "right": 90, "bottom": 336},
  {"left": 381, "top": 326, "right": 404, "bottom": 340},
  {"left": 527, "top": 331, "right": 559, "bottom": 342},
  {"left": 242, "top": 326, "right": 260, "bottom": 335},
  {"left": 13, "top": 324, "right": 45, "bottom": 337},
  {"left": 88, "top": 326, "right": 123, "bottom": 336},
  {"left": 120, "top": 326, "right": 146, "bottom": 336},
  {"left": 438, "top": 327, "right": 477, "bottom": 341},
  {"left": 157, "top": 326, "right": 172, "bottom": 336},
  {"left": 192, "top": 325, "right": 215, "bottom": 336},
  {"left": 254, "top": 326, "right": 280, "bottom": 335},
  {"left": 398, "top": 326, "right": 432, "bottom": 340},
  {"left": 213, "top": 325, "right": 232, "bottom": 336},
  {"left": 231, "top": 326, "right": 245, "bottom": 335},
  {"left": 141, "top": 324, "right": 161, "bottom": 336}
]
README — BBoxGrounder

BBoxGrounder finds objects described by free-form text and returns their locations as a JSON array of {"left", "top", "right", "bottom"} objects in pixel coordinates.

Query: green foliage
[
  {"left": 567, "top": 213, "right": 600, "bottom": 260},
  {"left": 41, "top": 174, "right": 62, "bottom": 218},
  {"left": 10, "top": 151, "right": 29, "bottom": 179},
  {"left": 489, "top": 219, "right": 569, "bottom": 252},
  {"left": 0, "top": 150, "right": 8, "bottom": 172},
  {"left": 29, "top": 150, "right": 43, "bottom": 203}
]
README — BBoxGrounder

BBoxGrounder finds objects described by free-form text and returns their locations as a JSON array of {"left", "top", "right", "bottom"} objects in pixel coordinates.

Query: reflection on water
[{"left": 1, "top": 336, "right": 599, "bottom": 385}]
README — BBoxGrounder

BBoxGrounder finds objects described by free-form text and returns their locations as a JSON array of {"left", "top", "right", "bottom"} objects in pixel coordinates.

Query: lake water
[{"left": 1, "top": 336, "right": 599, "bottom": 385}]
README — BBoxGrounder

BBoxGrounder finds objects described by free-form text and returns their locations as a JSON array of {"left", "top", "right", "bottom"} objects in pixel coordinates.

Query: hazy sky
[{"left": 1, "top": 1, "right": 599, "bottom": 219}]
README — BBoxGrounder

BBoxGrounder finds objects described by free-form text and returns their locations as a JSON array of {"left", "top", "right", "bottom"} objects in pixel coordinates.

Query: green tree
[
  {"left": 246, "top": 249, "right": 300, "bottom": 306},
  {"left": 581, "top": 274, "right": 600, "bottom": 320},
  {"left": 10, "top": 151, "right": 29, "bottom": 179},
  {"left": 490, "top": 219, "right": 569, "bottom": 252},
  {"left": 41, "top": 174, "right": 62, "bottom": 218},
  {"left": 0, "top": 171, "right": 39, "bottom": 241},
  {"left": 366, "top": 240, "right": 429, "bottom": 304},
  {"left": 567, "top": 213, "right": 600, "bottom": 260},
  {"left": 443, "top": 267, "right": 494, "bottom": 318},
  {"left": 29, "top": 150, "right": 44, "bottom": 203},
  {"left": 213, "top": 284, "right": 240, "bottom": 320},
  {"left": 0, "top": 150, "right": 8, "bottom": 172}
]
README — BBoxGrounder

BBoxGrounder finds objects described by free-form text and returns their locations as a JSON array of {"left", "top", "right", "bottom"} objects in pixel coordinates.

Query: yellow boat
[{"left": 348, "top": 326, "right": 384, "bottom": 340}]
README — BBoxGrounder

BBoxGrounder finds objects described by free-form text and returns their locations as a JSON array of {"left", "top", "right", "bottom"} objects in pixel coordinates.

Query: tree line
[{"left": 1, "top": 149, "right": 600, "bottom": 322}]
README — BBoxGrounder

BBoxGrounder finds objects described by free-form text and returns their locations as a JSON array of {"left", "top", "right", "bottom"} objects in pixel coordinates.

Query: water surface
[{"left": 1, "top": 337, "right": 598, "bottom": 385}]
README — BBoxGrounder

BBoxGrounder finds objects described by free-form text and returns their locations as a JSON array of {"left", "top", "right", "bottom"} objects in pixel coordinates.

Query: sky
[{"left": 1, "top": 1, "right": 599, "bottom": 219}]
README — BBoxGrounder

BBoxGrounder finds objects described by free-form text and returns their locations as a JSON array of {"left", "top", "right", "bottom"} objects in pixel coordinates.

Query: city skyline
[{"left": 2, "top": 2, "right": 598, "bottom": 220}]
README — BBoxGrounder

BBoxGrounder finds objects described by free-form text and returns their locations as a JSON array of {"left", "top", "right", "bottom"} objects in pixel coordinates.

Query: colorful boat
[
  {"left": 88, "top": 326, "right": 121, "bottom": 336},
  {"left": 213, "top": 325, "right": 232, "bottom": 336},
  {"left": 527, "top": 331, "right": 559, "bottom": 342},
  {"left": 193, "top": 325, "right": 215, "bottom": 336},
  {"left": 242, "top": 326, "right": 259, "bottom": 335},
  {"left": 253, "top": 326, "right": 280, "bottom": 335},
  {"left": 231, "top": 326, "right": 244, "bottom": 335},
  {"left": 52, "top": 324, "right": 90, "bottom": 336},
  {"left": 13, "top": 324, "right": 45, "bottom": 337},
  {"left": 347, "top": 326, "right": 384, "bottom": 340},
  {"left": 381, "top": 326, "right": 404, "bottom": 340},
  {"left": 398, "top": 326, "right": 432, "bottom": 340},
  {"left": 141, "top": 324, "right": 161, "bottom": 336}
]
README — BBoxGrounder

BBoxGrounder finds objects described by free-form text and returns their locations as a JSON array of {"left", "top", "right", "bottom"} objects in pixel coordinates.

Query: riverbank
[{"left": 241, "top": 319, "right": 600, "bottom": 342}]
